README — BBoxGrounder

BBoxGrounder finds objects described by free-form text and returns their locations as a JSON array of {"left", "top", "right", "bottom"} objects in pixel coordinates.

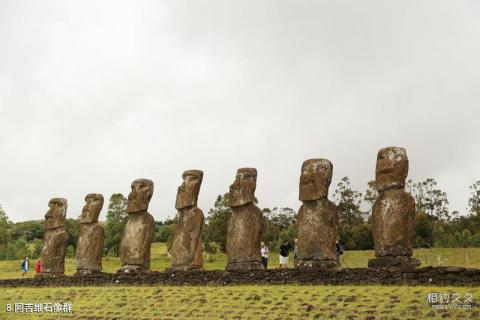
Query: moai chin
[
  {"left": 296, "top": 159, "right": 339, "bottom": 269},
  {"left": 168, "top": 170, "right": 205, "bottom": 271},
  {"left": 368, "top": 147, "right": 420, "bottom": 270},
  {"left": 225, "top": 168, "right": 264, "bottom": 271},
  {"left": 75, "top": 193, "right": 105, "bottom": 275},
  {"left": 118, "top": 179, "right": 155, "bottom": 273},
  {"left": 38, "top": 198, "right": 69, "bottom": 277}
]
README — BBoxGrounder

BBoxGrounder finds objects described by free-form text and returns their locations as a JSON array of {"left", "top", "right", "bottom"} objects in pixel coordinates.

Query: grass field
[
  {"left": 1, "top": 245, "right": 479, "bottom": 319},
  {"left": 0, "top": 285, "right": 478, "bottom": 319},
  {"left": 2, "top": 243, "right": 480, "bottom": 280}
]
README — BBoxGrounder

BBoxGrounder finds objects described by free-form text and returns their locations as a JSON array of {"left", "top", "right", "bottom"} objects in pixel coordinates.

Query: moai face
[
  {"left": 175, "top": 170, "right": 203, "bottom": 210},
  {"left": 375, "top": 147, "right": 409, "bottom": 192},
  {"left": 80, "top": 193, "right": 104, "bottom": 223},
  {"left": 229, "top": 168, "right": 257, "bottom": 207},
  {"left": 127, "top": 179, "right": 154, "bottom": 213},
  {"left": 299, "top": 159, "right": 333, "bottom": 201},
  {"left": 44, "top": 198, "right": 67, "bottom": 230}
]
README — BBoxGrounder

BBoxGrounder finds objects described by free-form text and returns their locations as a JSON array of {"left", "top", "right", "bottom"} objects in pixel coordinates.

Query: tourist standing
[
  {"left": 261, "top": 242, "right": 269, "bottom": 269},
  {"left": 335, "top": 240, "right": 344, "bottom": 264},
  {"left": 21, "top": 257, "right": 29, "bottom": 277},
  {"left": 35, "top": 258, "right": 42, "bottom": 275},
  {"left": 279, "top": 240, "right": 293, "bottom": 268}
]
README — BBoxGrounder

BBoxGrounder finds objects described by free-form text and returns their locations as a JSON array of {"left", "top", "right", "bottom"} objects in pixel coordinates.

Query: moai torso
[
  {"left": 369, "top": 147, "right": 419, "bottom": 269},
  {"left": 226, "top": 203, "right": 263, "bottom": 264},
  {"left": 170, "top": 170, "right": 205, "bottom": 271},
  {"left": 297, "top": 199, "right": 338, "bottom": 261},
  {"left": 225, "top": 168, "right": 264, "bottom": 270},
  {"left": 296, "top": 159, "right": 339, "bottom": 268},
  {"left": 40, "top": 198, "right": 69, "bottom": 277},
  {"left": 76, "top": 193, "right": 105, "bottom": 274},
  {"left": 373, "top": 189, "right": 415, "bottom": 256},
  {"left": 170, "top": 208, "right": 204, "bottom": 269},
  {"left": 119, "top": 179, "right": 155, "bottom": 272}
]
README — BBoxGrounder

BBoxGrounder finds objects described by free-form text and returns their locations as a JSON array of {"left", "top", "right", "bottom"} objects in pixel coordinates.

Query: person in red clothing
[{"left": 35, "top": 258, "right": 41, "bottom": 274}]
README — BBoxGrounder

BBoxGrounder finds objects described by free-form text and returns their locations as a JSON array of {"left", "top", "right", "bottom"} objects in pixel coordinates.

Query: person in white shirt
[{"left": 260, "top": 242, "right": 269, "bottom": 269}]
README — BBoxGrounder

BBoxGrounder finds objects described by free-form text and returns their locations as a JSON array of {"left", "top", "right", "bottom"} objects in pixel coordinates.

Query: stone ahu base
[
  {"left": 225, "top": 261, "right": 263, "bottom": 271},
  {"left": 75, "top": 269, "right": 102, "bottom": 276},
  {"left": 35, "top": 272, "right": 65, "bottom": 278},
  {"left": 368, "top": 256, "right": 421, "bottom": 270},
  {"left": 295, "top": 259, "right": 339, "bottom": 269},
  {"left": 5, "top": 267, "right": 479, "bottom": 287},
  {"left": 166, "top": 266, "right": 204, "bottom": 272},
  {"left": 117, "top": 265, "right": 150, "bottom": 274}
]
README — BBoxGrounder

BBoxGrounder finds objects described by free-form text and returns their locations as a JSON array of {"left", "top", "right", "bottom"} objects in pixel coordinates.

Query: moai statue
[
  {"left": 38, "top": 198, "right": 69, "bottom": 277},
  {"left": 168, "top": 170, "right": 205, "bottom": 271},
  {"left": 296, "top": 159, "right": 339, "bottom": 269},
  {"left": 118, "top": 179, "right": 156, "bottom": 273},
  {"left": 75, "top": 193, "right": 105, "bottom": 275},
  {"left": 225, "top": 168, "right": 264, "bottom": 271},
  {"left": 368, "top": 147, "right": 420, "bottom": 269}
]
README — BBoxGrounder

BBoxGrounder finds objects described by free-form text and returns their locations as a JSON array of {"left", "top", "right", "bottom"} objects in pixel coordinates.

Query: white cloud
[{"left": 0, "top": 0, "right": 479, "bottom": 221}]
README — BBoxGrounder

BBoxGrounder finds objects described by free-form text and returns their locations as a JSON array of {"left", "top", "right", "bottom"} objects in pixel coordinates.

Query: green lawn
[
  {"left": 1, "top": 245, "right": 479, "bottom": 319},
  {"left": 0, "top": 285, "right": 478, "bottom": 319},
  {"left": 3, "top": 244, "right": 480, "bottom": 280}
]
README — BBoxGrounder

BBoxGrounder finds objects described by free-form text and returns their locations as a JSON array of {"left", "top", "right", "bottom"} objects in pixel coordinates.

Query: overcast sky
[{"left": 1, "top": 1, "right": 479, "bottom": 222}]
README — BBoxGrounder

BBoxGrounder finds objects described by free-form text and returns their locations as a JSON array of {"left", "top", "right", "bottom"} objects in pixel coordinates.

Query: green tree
[
  {"left": 0, "top": 205, "right": 10, "bottom": 259},
  {"left": 31, "top": 238, "right": 43, "bottom": 258},
  {"left": 350, "top": 224, "right": 373, "bottom": 250},
  {"left": 333, "top": 177, "right": 371, "bottom": 249},
  {"left": 5, "top": 239, "right": 29, "bottom": 260},
  {"left": 24, "top": 221, "right": 44, "bottom": 241},
  {"left": 65, "top": 218, "right": 80, "bottom": 251},
  {"left": 155, "top": 222, "right": 174, "bottom": 243},
  {"left": 8, "top": 220, "right": 44, "bottom": 241},
  {"left": 410, "top": 178, "right": 450, "bottom": 221},
  {"left": 202, "top": 193, "right": 231, "bottom": 253},
  {"left": 468, "top": 180, "right": 480, "bottom": 216},
  {"left": 363, "top": 180, "right": 377, "bottom": 207},
  {"left": 154, "top": 218, "right": 176, "bottom": 251},
  {"left": 333, "top": 177, "right": 366, "bottom": 225},
  {"left": 265, "top": 207, "right": 296, "bottom": 230},
  {"left": 263, "top": 207, "right": 296, "bottom": 250},
  {"left": 414, "top": 212, "right": 434, "bottom": 248},
  {"left": 104, "top": 193, "right": 128, "bottom": 256}
]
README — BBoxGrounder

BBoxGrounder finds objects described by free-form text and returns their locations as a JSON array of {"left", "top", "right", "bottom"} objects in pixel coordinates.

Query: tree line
[{"left": 0, "top": 178, "right": 479, "bottom": 260}]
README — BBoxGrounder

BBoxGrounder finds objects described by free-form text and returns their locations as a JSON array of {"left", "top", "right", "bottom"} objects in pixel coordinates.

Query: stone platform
[
  {"left": 368, "top": 256, "right": 421, "bottom": 270},
  {"left": 1, "top": 266, "right": 479, "bottom": 288}
]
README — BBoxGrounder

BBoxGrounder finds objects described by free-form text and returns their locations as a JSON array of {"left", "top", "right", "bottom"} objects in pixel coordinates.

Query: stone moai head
[
  {"left": 44, "top": 198, "right": 68, "bottom": 230},
  {"left": 126, "top": 179, "right": 154, "bottom": 213},
  {"left": 229, "top": 168, "right": 257, "bottom": 207},
  {"left": 375, "top": 146, "right": 409, "bottom": 192},
  {"left": 175, "top": 170, "right": 204, "bottom": 210},
  {"left": 80, "top": 193, "right": 104, "bottom": 224},
  {"left": 299, "top": 159, "right": 333, "bottom": 201}
]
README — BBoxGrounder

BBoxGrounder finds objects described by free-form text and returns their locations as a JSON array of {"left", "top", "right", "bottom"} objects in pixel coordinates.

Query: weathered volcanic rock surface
[{"left": 1, "top": 267, "right": 479, "bottom": 287}]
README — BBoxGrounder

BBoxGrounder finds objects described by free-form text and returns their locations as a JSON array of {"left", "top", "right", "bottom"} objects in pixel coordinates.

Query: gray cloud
[{"left": 1, "top": 0, "right": 479, "bottom": 222}]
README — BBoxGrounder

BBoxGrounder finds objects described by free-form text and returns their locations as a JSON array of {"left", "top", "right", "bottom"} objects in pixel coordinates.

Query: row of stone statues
[{"left": 37, "top": 146, "right": 419, "bottom": 277}]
